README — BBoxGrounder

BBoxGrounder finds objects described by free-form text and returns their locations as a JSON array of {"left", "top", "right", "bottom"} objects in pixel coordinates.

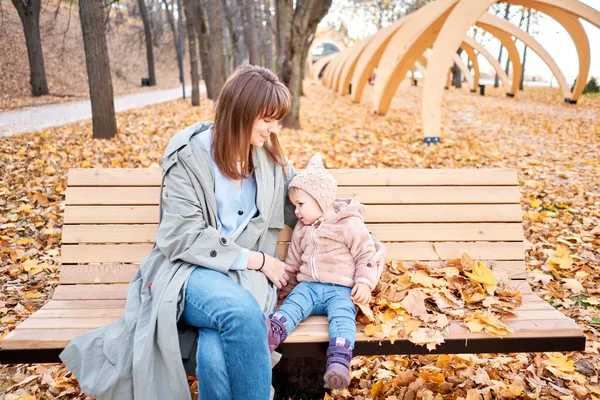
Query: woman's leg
[
  {"left": 183, "top": 267, "right": 271, "bottom": 400},
  {"left": 196, "top": 328, "right": 232, "bottom": 400}
]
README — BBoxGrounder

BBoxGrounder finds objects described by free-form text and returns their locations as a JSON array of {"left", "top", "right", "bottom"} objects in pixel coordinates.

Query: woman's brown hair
[{"left": 212, "top": 65, "right": 291, "bottom": 180}]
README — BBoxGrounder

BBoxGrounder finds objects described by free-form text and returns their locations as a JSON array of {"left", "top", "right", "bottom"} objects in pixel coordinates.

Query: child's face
[{"left": 290, "top": 188, "right": 323, "bottom": 225}]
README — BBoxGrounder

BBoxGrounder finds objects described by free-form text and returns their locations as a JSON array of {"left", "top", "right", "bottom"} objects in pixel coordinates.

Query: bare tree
[
  {"left": 205, "top": 0, "right": 227, "bottom": 95},
  {"left": 276, "top": 0, "right": 332, "bottom": 129},
  {"left": 238, "top": 0, "right": 260, "bottom": 65},
  {"left": 79, "top": 0, "right": 118, "bottom": 139},
  {"left": 183, "top": 0, "right": 201, "bottom": 105},
  {"left": 520, "top": 8, "right": 532, "bottom": 91},
  {"left": 193, "top": 0, "right": 214, "bottom": 99},
  {"left": 494, "top": 4, "right": 510, "bottom": 88},
  {"left": 137, "top": 0, "right": 157, "bottom": 85},
  {"left": 163, "top": 0, "right": 186, "bottom": 96},
  {"left": 260, "top": 0, "right": 274, "bottom": 69},
  {"left": 221, "top": 0, "right": 243, "bottom": 68},
  {"left": 11, "top": 0, "right": 49, "bottom": 96}
]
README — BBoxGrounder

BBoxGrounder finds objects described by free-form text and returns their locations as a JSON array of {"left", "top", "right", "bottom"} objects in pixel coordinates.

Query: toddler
[{"left": 268, "top": 153, "right": 379, "bottom": 390}]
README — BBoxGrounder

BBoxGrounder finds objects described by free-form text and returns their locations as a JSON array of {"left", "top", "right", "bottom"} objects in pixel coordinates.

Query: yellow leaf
[
  {"left": 44, "top": 166, "right": 56, "bottom": 175},
  {"left": 464, "top": 262, "right": 497, "bottom": 286},
  {"left": 370, "top": 379, "right": 384, "bottom": 398},
  {"left": 545, "top": 354, "right": 575, "bottom": 373},
  {"left": 419, "top": 370, "right": 445, "bottom": 383},
  {"left": 381, "top": 308, "right": 397, "bottom": 323},
  {"left": 17, "top": 238, "right": 33, "bottom": 245},
  {"left": 24, "top": 291, "right": 41, "bottom": 299},
  {"left": 530, "top": 199, "right": 541, "bottom": 208},
  {"left": 356, "top": 302, "right": 375, "bottom": 322},
  {"left": 364, "top": 324, "right": 382, "bottom": 337}
]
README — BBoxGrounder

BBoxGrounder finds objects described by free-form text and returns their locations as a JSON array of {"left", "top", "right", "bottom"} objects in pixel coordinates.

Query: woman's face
[{"left": 250, "top": 116, "right": 279, "bottom": 147}]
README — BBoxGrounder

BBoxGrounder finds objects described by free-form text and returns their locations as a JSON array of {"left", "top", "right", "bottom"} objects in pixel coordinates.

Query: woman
[{"left": 60, "top": 66, "right": 387, "bottom": 400}]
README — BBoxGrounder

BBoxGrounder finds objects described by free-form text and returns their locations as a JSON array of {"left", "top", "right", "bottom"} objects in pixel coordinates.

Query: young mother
[{"left": 60, "top": 66, "right": 387, "bottom": 400}]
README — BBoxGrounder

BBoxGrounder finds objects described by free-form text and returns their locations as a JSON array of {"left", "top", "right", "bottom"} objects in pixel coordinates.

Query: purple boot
[
  {"left": 324, "top": 338, "right": 353, "bottom": 390},
  {"left": 267, "top": 314, "right": 288, "bottom": 353}
]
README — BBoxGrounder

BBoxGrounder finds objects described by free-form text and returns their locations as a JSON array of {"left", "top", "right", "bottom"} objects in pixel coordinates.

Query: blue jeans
[
  {"left": 182, "top": 267, "right": 271, "bottom": 400},
  {"left": 275, "top": 282, "right": 357, "bottom": 345}
]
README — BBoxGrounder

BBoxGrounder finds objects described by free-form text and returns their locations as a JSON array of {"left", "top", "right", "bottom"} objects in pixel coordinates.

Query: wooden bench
[{"left": 0, "top": 168, "right": 585, "bottom": 395}]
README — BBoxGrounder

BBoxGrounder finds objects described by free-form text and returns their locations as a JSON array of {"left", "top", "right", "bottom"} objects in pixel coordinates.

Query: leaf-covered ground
[{"left": 0, "top": 81, "right": 599, "bottom": 399}]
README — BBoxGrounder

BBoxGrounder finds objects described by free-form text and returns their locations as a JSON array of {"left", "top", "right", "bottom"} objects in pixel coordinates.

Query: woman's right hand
[{"left": 248, "top": 251, "right": 291, "bottom": 289}]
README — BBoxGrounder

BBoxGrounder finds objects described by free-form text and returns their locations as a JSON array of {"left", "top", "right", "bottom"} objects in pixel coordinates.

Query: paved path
[{"left": 0, "top": 85, "right": 198, "bottom": 137}]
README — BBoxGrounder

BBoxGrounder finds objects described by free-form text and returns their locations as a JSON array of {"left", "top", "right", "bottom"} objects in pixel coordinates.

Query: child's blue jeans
[{"left": 274, "top": 281, "right": 357, "bottom": 345}]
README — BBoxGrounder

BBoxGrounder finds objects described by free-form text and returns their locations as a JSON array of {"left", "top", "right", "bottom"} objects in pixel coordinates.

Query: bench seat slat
[
  {"left": 65, "top": 186, "right": 520, "bottom": 206},
  {"left": 58, "top": 260, "right": 528, "bottom": 284},
  {"left": 1, "top": 313, "right": 582, "bottom": 350},
  {"left": 64, "top": 204, "right": 523, "bottom": 224},
  {"left": 62, "top": 223, "right": 525, "bottom": 244},
  {"left": 60, "top": 241, "right": 525, "bottom": 264},
  {"left": 50, "top": 280, "right": 533, "bottom": 300},
  {"left": 68, "top": 168, "right": 519, "bottom": 187}
]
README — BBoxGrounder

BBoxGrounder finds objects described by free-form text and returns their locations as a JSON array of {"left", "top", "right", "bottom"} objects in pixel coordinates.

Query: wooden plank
[
  {"left": 1, "top": 329, "right": 93, "bottom": 349},
  {"left": 63, "top": 204, "right": 522, "bottom": 224},
  {"left": 65, "top": 186, "right": 521, "bottom": 206},
  {"left": 51, "top": 280, "right": 533, "bottom": 301},
  {"left": 62, "top": 225, "right": 158, "bottom": 244},
  {"left": 41, "top": 294, "right": 547, "bottom": 312},
  {"left": 62, "top": 223, "right": 524, "bottom": 244},
  {"left": 28, "top": 304, "right": 563, "bottom": 321},
  {"left": 61, "top": 241, "right": 524, "bottom": 264},
  {"left": 68, "top": 168, "right": 518, "bottom": 187},
  {"left": 59, "top": 260, "right": 527, "bottom": 285}
]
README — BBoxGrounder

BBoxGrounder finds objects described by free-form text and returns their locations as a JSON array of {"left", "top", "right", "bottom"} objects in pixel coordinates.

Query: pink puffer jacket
[{"left": 285, "top": 199, "right": 379, "bottom": 290}]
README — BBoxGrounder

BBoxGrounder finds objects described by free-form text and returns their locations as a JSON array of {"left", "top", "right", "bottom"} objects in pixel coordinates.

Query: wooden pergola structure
[{"left": 309, "top": 0, "right": 600, "bottom": 142}]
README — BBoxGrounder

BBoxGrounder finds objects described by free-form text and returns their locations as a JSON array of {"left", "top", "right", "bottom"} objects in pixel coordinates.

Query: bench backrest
[{"left": 59, "top": 168, "right": 525, "bottom": 285}]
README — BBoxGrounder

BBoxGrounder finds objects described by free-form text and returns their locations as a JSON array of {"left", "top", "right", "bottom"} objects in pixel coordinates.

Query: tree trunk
[
  {"left": 494, "top": 4, "right": 510, "bottom": 88},
  {"left": 278, "top": 0, "right": 332, "bottom": 129},
  {"left": 261, "top": 0, "right": 274, "bottom": 70},
  {"left": 163, "top": 0, "right": 185, "bottom": 95},
  {"left": 11, "top": 0, "right": 49, "bottom": 96},
  {"left": 229, "top": 0, "right": 246, "bottom": 65},
  {"left": 520, "top": 9, "right": 531, "bottom": 91},
  {"left": 79, "top": 0, "right": 118, "bottom": 139},
  {"left": 194, "top": 0, "right": 214, "bottom": 99},
  {"left": 205, "top": 0, "right": 227, "bottom": 97},
  {"left": 183, "top": 0, "right": 200, "bottom": 105},
  {"left": 221, "top": 0, "right": 243, "bottom": 68},
  {"left": 138, "top": 0, "right": 157, "bottom": 85},
  {"left": 239, "top": 0, "right": 260, "bottom": 65}
]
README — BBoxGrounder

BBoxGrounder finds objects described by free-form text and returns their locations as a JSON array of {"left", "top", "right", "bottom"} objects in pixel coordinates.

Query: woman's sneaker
[
  {"left": 324, "top": 338, "right": 352, "bottom": 390},
  {"left": 267, "top": 314, "right": 288, "bottom": 353}
]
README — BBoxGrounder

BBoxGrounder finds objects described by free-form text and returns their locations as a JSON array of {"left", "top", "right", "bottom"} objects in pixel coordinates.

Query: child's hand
[{"left": 351, "top": 282, "right": 371, "bottom": 304}]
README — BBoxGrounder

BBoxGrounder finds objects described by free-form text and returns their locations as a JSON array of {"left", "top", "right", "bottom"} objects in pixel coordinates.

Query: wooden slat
[
  {"left": 63, "top": 204, "right": 523, "bottom": 224},
  {"left": 61, "top": 241, "right": 524, "bottom": 264},
  {"left": 62, "top": 223, "right": 525, "bottom": 244},
  {"left": 59, "top": 260, "right": 527, "bottom": 284},
  {"left": 27, "top": 304, "right": 563, "bottom": 320},
  {"left": 41, "top": 294, "right": 547, "bottom": 311},
  {"left": 68, "top": 168, "right": 518, "bottom": 187},
  {"left": 65, "top": 186, "right": 521, "bottom": 206},
  {"left": 51, "top": 280, "right": 533, "bottom": 301}
]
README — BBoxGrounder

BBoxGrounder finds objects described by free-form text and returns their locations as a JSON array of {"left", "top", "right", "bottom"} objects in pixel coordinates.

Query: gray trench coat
[{"left": 60, "top": 122, "right": 298, "bottom": 399}]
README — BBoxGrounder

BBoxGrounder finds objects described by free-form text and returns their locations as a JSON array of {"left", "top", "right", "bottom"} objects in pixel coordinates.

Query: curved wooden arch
[
  {"left": 329, "top": 48, "right": 351, "bottom": 89},
  {"left": 337, "top": 36, "right": 375, "bottom": 95},
  {"left": 463, "top": 36, "right": 511, "bottom": 93},
  {"left": 309, "top": 53, "right": 336, "bottom": 80},
  {"left": 332, "top": 47, "right": 357, "bottom": 91},
  {"left": 477, "top": 13, "right": 570, "bottom": 99},
  {"left": 372, "top": 0, "right": 460, "bottom": 114},
  {"left": 477, "top": 25, "right": 522, "bottom": 95},
  {"left": 349, "top": 16, "right": 411, "bottom": 102},
  {"left": 462, "top": 44, "right": 480, "bottom": 90},
  {"left": 422, "top": 0, "right": 600, "bottom": 139},
  {"left": 424, "top": 50, "right": 475, "bottom": 90},
  {"left": 325, "top": 55, "right": 343, "bottom": 88}
]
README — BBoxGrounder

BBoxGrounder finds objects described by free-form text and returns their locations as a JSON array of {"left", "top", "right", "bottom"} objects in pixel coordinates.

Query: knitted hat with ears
[{"left": 289, "top": 153, "right": 337, "bottom": 211}]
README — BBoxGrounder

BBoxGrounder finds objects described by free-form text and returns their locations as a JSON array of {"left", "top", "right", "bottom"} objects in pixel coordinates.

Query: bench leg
[{"left": 273, "top": 356, "right": 327, "bottom": 400}]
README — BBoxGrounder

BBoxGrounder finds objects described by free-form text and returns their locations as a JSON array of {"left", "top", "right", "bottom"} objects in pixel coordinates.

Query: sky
[{"left": 320, "top": 0, "right": 600, "bottom": 85}]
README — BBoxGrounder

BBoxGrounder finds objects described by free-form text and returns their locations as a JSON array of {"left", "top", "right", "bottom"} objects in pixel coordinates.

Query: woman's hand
[
  {"left": 248, "top": 251, "right": 292, "bottom": 289},
  {"left": 368, "top": 241, "right": 388, "bottom": 272},
  {"left": 351, "top": 282, "right": 372, "bottom": 304}
]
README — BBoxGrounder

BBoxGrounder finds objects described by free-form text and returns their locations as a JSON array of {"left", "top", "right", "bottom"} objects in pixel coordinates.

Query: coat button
[
  {"left": 220, "top": 237, "right": 227, "bottom": 245},
  {"left": 210, "top": 250, "right": 217, "bottom": 257},
  {"left": 238, "top": 210, "right": 244, "bottom": 215}
]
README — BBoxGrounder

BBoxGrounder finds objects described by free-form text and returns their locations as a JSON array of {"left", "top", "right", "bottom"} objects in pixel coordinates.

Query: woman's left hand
[{"left": 368, "top": 241, "right": 388, "bottom": 271}]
